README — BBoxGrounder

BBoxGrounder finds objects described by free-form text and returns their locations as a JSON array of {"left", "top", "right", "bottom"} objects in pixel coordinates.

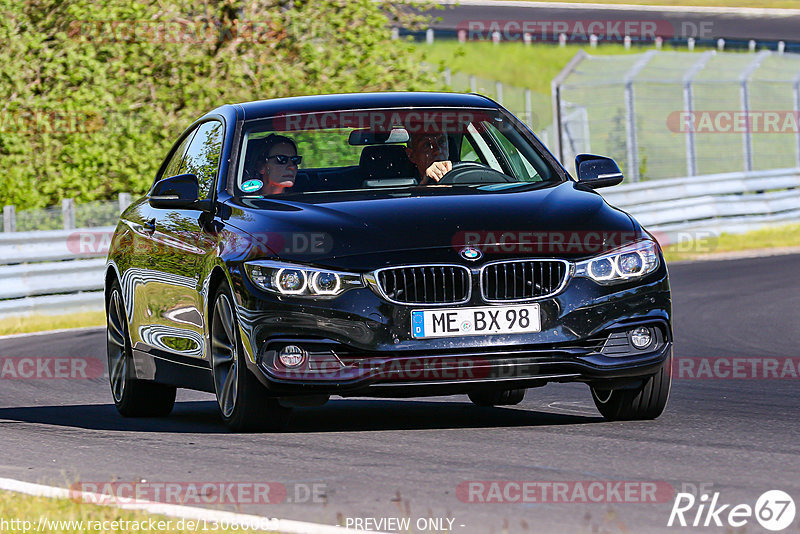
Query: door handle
[{"left": 143, "top": 218, "right": 156, "bottom": 234}]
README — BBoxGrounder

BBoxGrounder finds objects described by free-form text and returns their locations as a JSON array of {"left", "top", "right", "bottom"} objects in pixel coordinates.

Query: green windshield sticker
[{"left": 241, "top": 179, "right": 263, "bottom": 193}]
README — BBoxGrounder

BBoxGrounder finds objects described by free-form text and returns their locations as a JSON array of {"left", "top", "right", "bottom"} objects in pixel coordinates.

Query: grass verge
[
  {"left": 0, "top": 311, "right": 105, "bottom": 337},
  {"left": 420, "top": 40, "right": 637, "bottom": 95},
  {"left": 661, "top": 223, "right": 800, "bottom": 262},
  {"left": 0, "top": 490, "right": 278, "bottom": 533}
]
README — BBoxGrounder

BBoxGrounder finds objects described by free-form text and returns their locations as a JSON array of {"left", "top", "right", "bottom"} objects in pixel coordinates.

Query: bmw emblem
[{"left": 460, "top": 246, "right": 483, "bottom": 261}]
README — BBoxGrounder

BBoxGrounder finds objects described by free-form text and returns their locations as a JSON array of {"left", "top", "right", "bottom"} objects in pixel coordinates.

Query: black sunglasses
[{"left": 266, "top": 154, "right": 302, "bottom": 165}]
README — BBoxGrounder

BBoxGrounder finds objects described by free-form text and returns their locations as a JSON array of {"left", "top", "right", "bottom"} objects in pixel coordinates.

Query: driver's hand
[{"left": 422, "top": 160, "right": 453, "bottom": 184}]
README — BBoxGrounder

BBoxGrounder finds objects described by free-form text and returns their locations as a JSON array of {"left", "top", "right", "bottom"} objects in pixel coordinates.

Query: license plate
[{"left": 411, "top": 304, "right": 541, "bottom": 339}]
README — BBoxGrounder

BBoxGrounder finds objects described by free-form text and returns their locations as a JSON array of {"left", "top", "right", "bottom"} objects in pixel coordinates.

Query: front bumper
[{"left": 231, "top": 261, "right": 672, "bottom": 396}]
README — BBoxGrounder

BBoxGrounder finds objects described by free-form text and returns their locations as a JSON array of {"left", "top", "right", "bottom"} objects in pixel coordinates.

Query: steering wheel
[{"left": 436, "top": 161, "right": 515, "bottom": 184}]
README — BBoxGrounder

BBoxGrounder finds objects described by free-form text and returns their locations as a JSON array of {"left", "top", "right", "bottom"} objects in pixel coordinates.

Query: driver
[
  {"left": 250, "top": 134, "right": 301, "bottom": 195},
  {"left": 405, "top": 132, "right": 452, "bottom": 185}
]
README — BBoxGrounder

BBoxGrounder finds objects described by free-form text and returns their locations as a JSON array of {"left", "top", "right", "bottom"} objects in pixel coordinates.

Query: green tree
[{"left": 0, "top": 0, "right": 438, "bottom": 208}]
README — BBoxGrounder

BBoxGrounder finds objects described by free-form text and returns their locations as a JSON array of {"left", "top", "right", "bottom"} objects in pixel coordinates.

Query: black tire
[
  {"left": 468, "top": 388, "right": 526, "bottom": 407},
  {"left": 590, "top": 352, "right": 672, "bottom": 421},
  {"left": 210, "top": 281, "right": 291, "bottom": 432},
  {"left": 106, "top": 280, "right": 176, "bottom": 417}
]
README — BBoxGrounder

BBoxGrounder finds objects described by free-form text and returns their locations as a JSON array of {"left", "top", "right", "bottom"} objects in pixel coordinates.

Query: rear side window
[{"left": 181, "top": 121, "right": 224, "bottom": 199}]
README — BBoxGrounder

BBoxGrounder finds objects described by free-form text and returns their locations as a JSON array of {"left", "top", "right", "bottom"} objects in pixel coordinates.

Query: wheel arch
[{"left": 104, "top": 262, "right": 122, "bottom": 307}]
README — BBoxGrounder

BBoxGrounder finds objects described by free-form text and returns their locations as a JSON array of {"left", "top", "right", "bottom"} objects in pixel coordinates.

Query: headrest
[{"left": 359, "top": 145, "right": 417, "bottom": 181}]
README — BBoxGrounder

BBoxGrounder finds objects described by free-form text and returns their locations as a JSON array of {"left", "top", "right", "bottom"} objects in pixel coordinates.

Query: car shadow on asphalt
[{"left": 0, "top": 399, "right": 603, "bottom": 433}]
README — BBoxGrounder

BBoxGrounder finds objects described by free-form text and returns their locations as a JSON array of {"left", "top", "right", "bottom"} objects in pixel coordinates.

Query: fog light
[
  {"left": 629, "top": 327, "right": 653, "bottom": 349},
  {"left": 278, "top": 345, "right": 306, "bottom": 367}
]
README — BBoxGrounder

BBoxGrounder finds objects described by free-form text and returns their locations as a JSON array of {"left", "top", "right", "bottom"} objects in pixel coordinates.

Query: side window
[
  {"left": 459, "top": 135, "right": 481, "bottom": 163},
  {"left": 160, "top": 132, "right": 195, "bottom": 183},
  {"left": 181, "top": 121, "right": 224, "bottom": 200},
  {"left": 483, "top": 123, "right": 542, "bottom": 182}
]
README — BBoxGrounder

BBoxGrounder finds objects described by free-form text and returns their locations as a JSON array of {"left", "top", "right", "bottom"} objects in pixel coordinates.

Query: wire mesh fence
[
  {"left": 2, "top": 194, "right": 130, "bottom": 233},
  {"left": 15, "top": 205, "right": 64, "bottom": 232},
  {"left": 554, "top": 50, "right": 800, "bottom": 180},
  {"left": 444, "top": 69, "right": 552, "bottom": 135}
]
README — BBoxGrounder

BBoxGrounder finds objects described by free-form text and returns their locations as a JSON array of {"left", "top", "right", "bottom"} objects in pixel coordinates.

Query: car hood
[{"left": 223, "top": 182, "right": 639, "bottom": 268}]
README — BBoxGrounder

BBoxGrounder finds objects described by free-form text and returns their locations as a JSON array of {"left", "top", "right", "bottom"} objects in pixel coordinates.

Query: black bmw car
[{"left": 105, "top": 92, "right": 672, "bottom": 431}]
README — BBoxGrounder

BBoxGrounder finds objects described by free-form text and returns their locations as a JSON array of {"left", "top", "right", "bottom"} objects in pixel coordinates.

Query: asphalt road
[
  {"left": 424, "top": 1, "right": 800, "bottom": 45},
  {"left": 1, "top": 254, "right": 799, "bottom": 533}
]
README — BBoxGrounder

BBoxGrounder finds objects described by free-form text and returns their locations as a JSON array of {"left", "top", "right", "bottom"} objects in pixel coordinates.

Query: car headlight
[
  {"left": 574, "top": 240, "right": 660, "bottom": 284},
  {"left": 244, "top": 261, "right": 364, "bottom": 297}
]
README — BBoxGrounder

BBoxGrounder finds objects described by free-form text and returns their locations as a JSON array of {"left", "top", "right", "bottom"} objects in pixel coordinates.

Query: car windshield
[{"left": 235, "top": 107, "right": 558, "bottom": 197}]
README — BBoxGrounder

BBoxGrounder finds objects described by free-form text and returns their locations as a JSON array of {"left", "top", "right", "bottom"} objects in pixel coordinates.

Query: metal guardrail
[
  {"left": 0, "top": 227, "right": 111, "bottom": 319},
  {"left": 0, "top": 226, "right": 113, "bottom": 264},
  {"left": 602, "top": 167, "right": 800, "bottom": 243},
  {"left": 1, "top": 168, "right": 798, "bottom": 319},
  {"left": 0, "top": 258, "right": 106, "bottom": 300}
]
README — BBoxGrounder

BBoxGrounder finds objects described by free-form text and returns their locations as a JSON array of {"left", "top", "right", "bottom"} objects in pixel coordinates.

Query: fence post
[
  {"left": 739, "top": 51, "right": 770, "bottom": 172},
  {"left": 469, "top": 75, "right": 477, "bottom": 93},
  {"left": 118, "top": 193, "right": 132, "bottom": 213},
  {"left": 62, "top": 198, "right": 75, "bottom": 230},
  {"left": 524, "top": 89, "right": 533, "bottom": 126},
  {"left": 495, "top": 81, "right": 503, "bottom": 105},
  {"left": 683, "top": 51, "right": 715, "bottom": 177},
  {"left": 551, "top": 50, "right": 589, "bottom": 165},
  {"left": 794, "top": 75, "right": 800, "bottom": 168},
  {"left": 3, "top": 205, "right": 15, "bottom": 233},
  {"left": 623, "top": 50, "right": 658, "bottom": 182}
]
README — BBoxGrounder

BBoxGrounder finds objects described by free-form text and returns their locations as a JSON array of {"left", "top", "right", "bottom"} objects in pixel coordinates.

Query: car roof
[{"left": 231, "top": 92, "right": 500, "bottom": 121}]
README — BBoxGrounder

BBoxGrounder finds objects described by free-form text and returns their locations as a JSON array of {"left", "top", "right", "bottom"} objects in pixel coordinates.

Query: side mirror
[
  {"left": 575, "top": 154, "right": 624, "bottom": 189},
  {"left": 149, "top": 174, "right": 211, "bottom": 210}
]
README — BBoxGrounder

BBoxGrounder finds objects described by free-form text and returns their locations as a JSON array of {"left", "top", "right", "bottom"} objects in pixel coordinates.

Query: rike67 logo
[{"left": 668, "top": 490, "right": 796, "bottom": 531}]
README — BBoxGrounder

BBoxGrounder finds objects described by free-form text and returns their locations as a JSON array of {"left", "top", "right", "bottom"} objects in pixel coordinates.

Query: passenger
[
  {"left": 405, "top": 132, "right": 452, "bottom": 184},
  {"left": 251, "top": 134, "right": 302, "bottom": 195}
]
